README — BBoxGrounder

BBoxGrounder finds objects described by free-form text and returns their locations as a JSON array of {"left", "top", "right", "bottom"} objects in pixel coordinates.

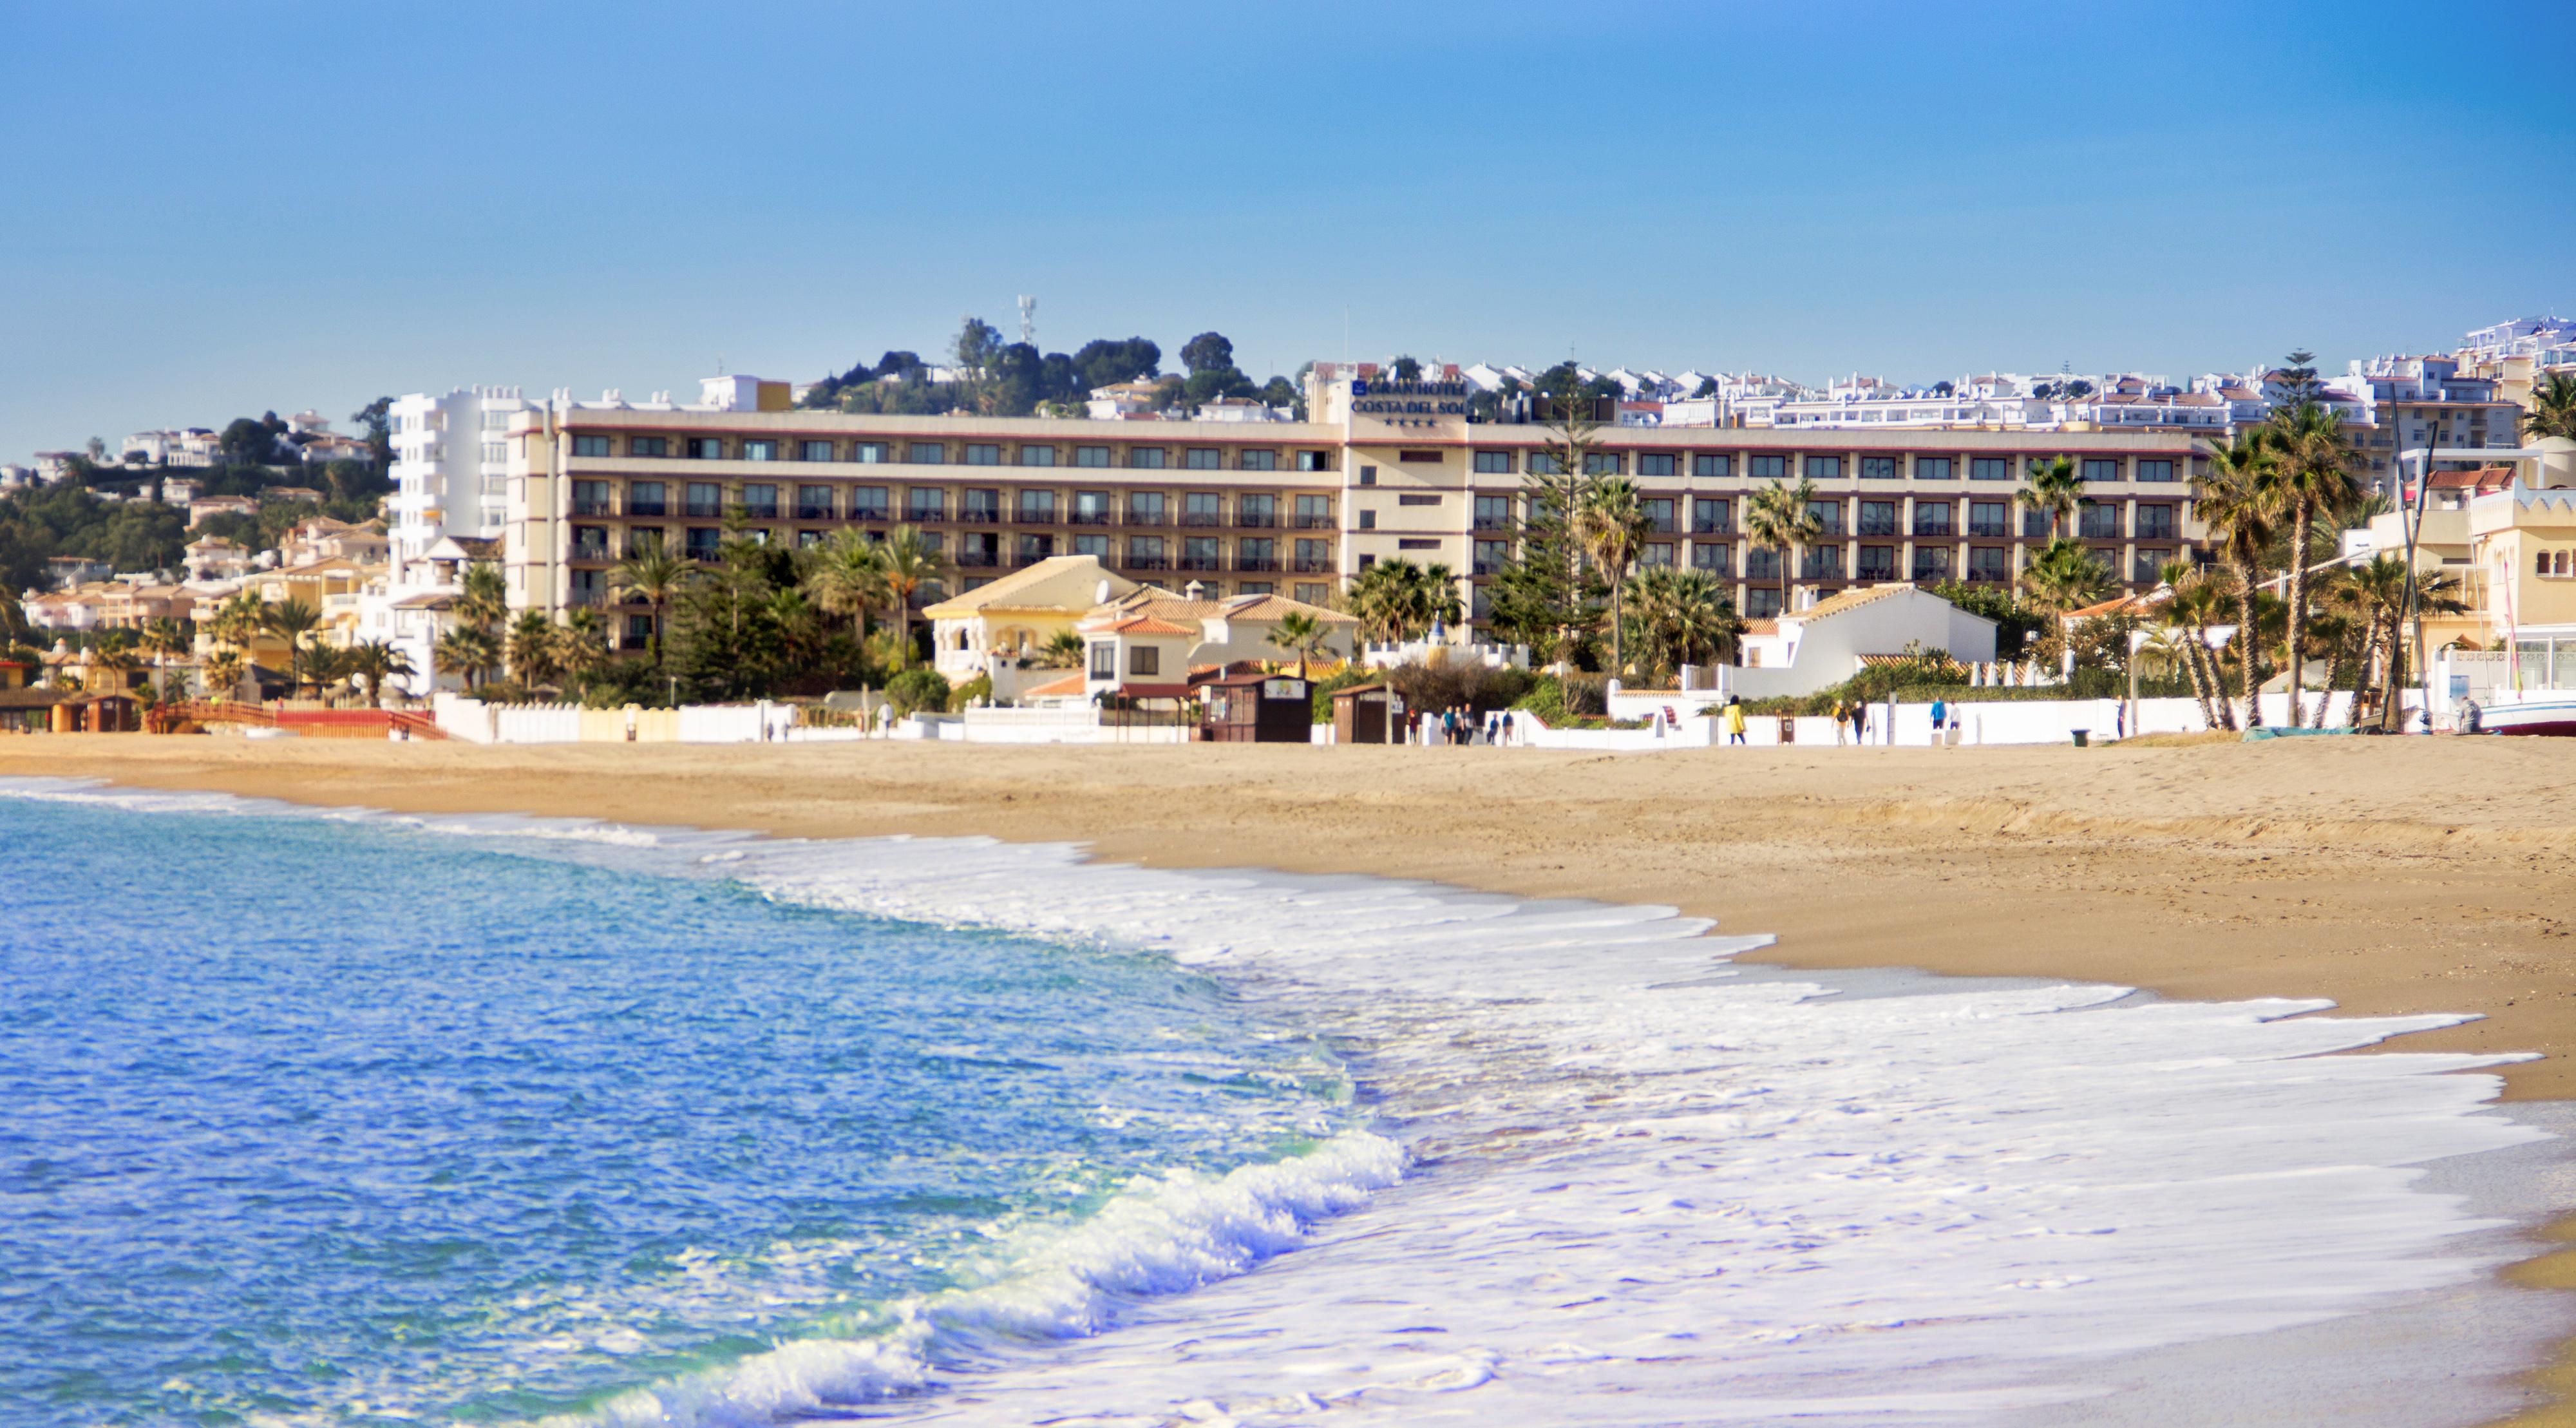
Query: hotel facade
[{"left": 493, "top": 370, "right": 2213, "bottom": 652}]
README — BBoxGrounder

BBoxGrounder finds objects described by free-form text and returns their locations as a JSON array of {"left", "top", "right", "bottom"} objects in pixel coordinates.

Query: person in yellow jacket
[{"left": 1723, "top": 696, "right": 1748, "bottom": 745}]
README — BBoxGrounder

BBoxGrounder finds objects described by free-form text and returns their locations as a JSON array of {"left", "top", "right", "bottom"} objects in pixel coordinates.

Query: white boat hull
[{"left": 2479, "top": 696, "right": 2576, "bottom": 736}]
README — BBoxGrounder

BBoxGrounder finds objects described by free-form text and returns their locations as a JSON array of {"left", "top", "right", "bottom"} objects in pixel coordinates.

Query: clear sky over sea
[{"left": 2, "top": 0, "right": 2569, "bottom": 457}]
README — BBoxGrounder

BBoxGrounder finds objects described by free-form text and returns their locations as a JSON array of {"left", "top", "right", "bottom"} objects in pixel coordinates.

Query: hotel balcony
[
  {"left": 1179, "top": 512, "right": 1225, "bottom": 528},
  {"left": 1291, "top": 556, "right": 1334, "bottom": 573},
  {"left": 1234, "top": 555, "right": 1279, "bottom": 572},
  {"left": 1233, "top": 513, "right": 1276, "bottom": 529},
  {"left": 1291, "top": 513, "right": 1336, "bottom": 529},
  {"left": 956, "top": 549, "right": 999, "bottom": 568},
  {"left": 571, "top": 499, "right": 616, "bottom": 517}
]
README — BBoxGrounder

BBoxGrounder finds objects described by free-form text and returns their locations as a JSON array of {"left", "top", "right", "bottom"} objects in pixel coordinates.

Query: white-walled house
[
  {"left": 923, "top": 555, "right": 1148, "bottom": 701},
  {"left": 1728, "top": 584, "right": 1997, "bottom": 699},
  {"left": 1074, "top": 587, "right": 1358, "bottom": 700}
]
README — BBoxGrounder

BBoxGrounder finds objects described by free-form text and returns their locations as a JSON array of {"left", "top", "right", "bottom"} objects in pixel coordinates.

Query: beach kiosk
[
  {"left": 1329, "top": 682, "right": 1405, "bottom": 745},
  {"left": 1200, "top": 671, "right": 1312, "bottom": 743}
]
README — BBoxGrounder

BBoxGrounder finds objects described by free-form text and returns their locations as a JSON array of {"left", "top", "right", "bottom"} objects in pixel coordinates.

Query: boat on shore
[{"left": 2473, "top": 692, "right": 2576, "bottom": 736}]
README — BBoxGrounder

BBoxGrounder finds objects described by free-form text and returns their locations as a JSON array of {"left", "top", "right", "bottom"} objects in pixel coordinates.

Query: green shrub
[
  {"left": 946, "top": 672, "right": 992, "bottom": 712},
  {"left": 886, "top": 667, "right": 951, "bottom": 715},
  {"left": 1307, "top": 664, "right": 1381, "bottom": 722}
]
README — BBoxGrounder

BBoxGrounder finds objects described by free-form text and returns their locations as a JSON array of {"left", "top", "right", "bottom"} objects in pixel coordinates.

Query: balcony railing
[
  {"left": 1292, "top": 513, "right": 1335, "bottom": 529},
  {"left": 740, "top": 506, "right": 780, "bottom": 522},
  {"left": 1069, "top": 509, "right": 1115, "bottom": 526},
  {"left": 1235, "top": 512, "right": 1276, "bottom": 529},
  {"left": 1178, "top": 555, "right": 1222, "bottom": 572},
  {"left": 1913, "top": 522, "right": 1953, "bottom": 538},
  {"left": 849, "top": 506, "right": 891, "bottom": 524},
  {"left": 1857, "top": 518, "right": 1900, "bottom": 537},
  {"left": 956, "top": 549, "right": 998, "bottom": 568},
  {"left": 685, "top": 545, "right": 722, "bottom": 563},
  {"left": 628, "top": 500, "right": 667, "bottom": 517},
  {"left": 1010, "top": 550, "right": 1055, "bottom": 567},
  {"left": 1017, "top": 508, "right": 1059, "bottom": 524},
  {"left": 1690, "top": 520, "right": 1732, "bottom": 536},
  {"left": 571, "top": 500, "right": 616, "bottom": 517},
  {"left": 1234, "top": 555, "right": 1278, "bottom": 572},
  {"left": 1124, "top": 509, "right": 1170, "bottom": 527},
  {"left": 793, "top": 505, "right": 832, "bottom": 520},
  {"left": 1472, "top": 515, "right": 1512, "bottom": 531},
  {"left": 1179, "top": 511, "right": 1224, "bottom": 528},
  {"left": 957, "top": 508, "right": 1003, "bottom": 526},
  {"left": 1291, "top": 556, "right": 1334, "bottom": 573},
  {"left": 907, "top": 506, "right": 947, "bottom": 523},
  {"left": 570, "top": 543, "right": 612, "bottom": 562},
  {"left": 1124, "top": 555, "right": 1171, "bottom": 571},
  {"left": 1967, "top": 520, "right": 2010, "bottom": 538},
  {"left": 683, "top": 502, "right": 723, "bottom": 519},
  {"left": 1855, "top": 559, "right": 1897, "bottom": 582},
  {"left": 1645, "top": 517, "right": 1676, "bottom": 534},
  {"left": 1471, "top": 559, "right": 1503, "bottom": 576}
]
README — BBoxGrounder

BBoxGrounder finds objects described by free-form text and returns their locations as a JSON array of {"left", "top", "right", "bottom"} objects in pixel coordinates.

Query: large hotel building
[{"left": 484, "top": 369, "right": 2208, "bottom": 651}]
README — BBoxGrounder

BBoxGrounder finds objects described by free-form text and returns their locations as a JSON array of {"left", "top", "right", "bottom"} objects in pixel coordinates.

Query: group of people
[
  {"left": 1408, "top": 707, "right": 1516, "bottom": 747},
  {"left": 1826, "top": 698, "right": 1873, "bottom": 746}
]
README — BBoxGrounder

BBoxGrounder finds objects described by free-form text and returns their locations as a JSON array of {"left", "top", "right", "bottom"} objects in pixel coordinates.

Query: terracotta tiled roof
[
  {"left": 1020, "top": 672, "right": 1086, "bottom": 698},
  {"left": 1783, "top": 582, "right": 1918, "bottom": 624}
]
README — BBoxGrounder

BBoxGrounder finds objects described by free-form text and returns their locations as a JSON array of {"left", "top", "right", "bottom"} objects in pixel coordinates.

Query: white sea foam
[{"left": 0, "top": 779, "right": 2560, "bottom": 1425}]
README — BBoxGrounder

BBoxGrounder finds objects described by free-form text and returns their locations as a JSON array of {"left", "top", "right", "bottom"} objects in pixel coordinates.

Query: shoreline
[{"left": 10, "top": 734, "right": 2576, "bottom": 1423}]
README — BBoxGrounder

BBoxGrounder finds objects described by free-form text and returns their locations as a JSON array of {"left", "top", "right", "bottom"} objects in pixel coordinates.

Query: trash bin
[{"left": 2070, "top": 728, "right": 2089, "bottom": 748}]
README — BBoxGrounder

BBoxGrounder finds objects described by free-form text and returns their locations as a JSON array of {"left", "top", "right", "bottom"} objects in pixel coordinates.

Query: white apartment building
[
  {"left": 120, "top": 428, "right": 220, "bottom": 467},
  {"left": 386, "top": 386, "right": 538, "bottom": 576}
]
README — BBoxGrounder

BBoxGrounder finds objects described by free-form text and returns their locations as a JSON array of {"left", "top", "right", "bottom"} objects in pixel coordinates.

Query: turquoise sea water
[{"left": 0, "top": 794, "right": 1354, "bottom": 1426}]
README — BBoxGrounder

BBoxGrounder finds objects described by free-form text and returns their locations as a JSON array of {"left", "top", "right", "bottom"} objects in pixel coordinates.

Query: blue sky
[{"left": 3, "top": 1, "right": 2569, "bottom": 459}]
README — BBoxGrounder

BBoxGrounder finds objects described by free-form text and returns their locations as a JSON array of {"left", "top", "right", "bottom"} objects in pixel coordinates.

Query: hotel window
[
  {"left": 1638, "top": 453, "right": 1676, "bottom": 477},
  {"left": 571, "top": 435, "right": 612, "bottom": 458},
  {"left": 1238, "top": 537, "right": 1276, "bottom": 569},
  {"left": 740, "top": 484, "right": 779, "bottom": 518},
  {"left": 849, "top": 485, "right": 889, "bottom": 521},
  {"left": 961, "top": 488, "right": 1001, "bottom": 521},
  {"left": 1399, "top": 449, "right": 1441, "bottom": 464},
  {"left": 1357, "top": 510, "right": 1376, "bottom": 530},
  {"left": 1184, "top": 491, "right": 1223, "bottom": 526},
  {"left": 1473, "top": 538, "right": 1510, "bottom": 575},
  {"left": 2081, "top": 458, "right": 2121, "bottom": 483},
  {"left": 795, "top": 485, "right": 833, "bottom": 519},
  {"left": 741, "top": 440, "right": 778, "bottom": 462},
  {"left": 1128, "top": 446, "right": 1166, "bottom": 470},
  {"left": 1968, "top": 500, "right": 2009, "bottom": 537},
  {"left": 482, "top": 442, "right": 506, "bottom": 464},
  {"left": 688, "top": 437, "right": 725, "bottom": 460},
  {"left": 1073, "top": 490, "right": 1112, "bottom": 524},
  {"left": 1526, "top": 452, "right": 1561, "bottom": 475},
  {"left": 1915, "top": 455, "right": 1953, "bottom": 481},
  {"left": 1473, "top": 450, "right": 1515, "bottom": 473},
  {"left": 571, "top": 525, "right": 609, "bottom": 557},
  {"left": 1801, "top": 544, "right": 1843, "bottom": 579},
  {"left": 1018, "top": 533, "right": 1054, "bottom": 563},
  {"left": 1017, "top": 490, "right": 1057, "bottom": 523},
  {"left": 1913, "top": 500, "right": 1953, "bottom": 537},
  {"left": 851, "top": 441, "right": 887, "bottom": 464},
  {"left": 1806, "top": 499, "right": 1843, "bottom": 536},
  {"left": 1296, "top": 582, "right": 1331, "bottom": 604},
  {"left": 1238, "top": 493, "right": 1276, "bottom": 527},
  {"left": 685, "top": 482, "right": 723, "bottom": 518},
  {"left": 2136, "top": 504, "right": 2177, "bottom": 540},
  {"left": 1474, "top": 495, "right": 1513, "bottom": 530},
  {"left": 1857, "top": 546, "right": 1897, "bottom": 580},
  {"left": 571, "top": 480, "right": 612, "bottom": 516},
  {"left": 1396, "top": 538, "right": 1439, "bottom": 551},
  {"left": 1860, "top": 455, "right": 1899, "bottom": 481},
  {"left": 1127, "top": 535, "right": 1166, "bottom": 567},
  {"left": 1182, "top": 536, "right": 1220, "bottom": 570},
  {"left": 916, "top": 530, "right": 943, "bottom": 553},
  {"left": 1804, "top": 455, "right": 1842, "bottom": 481},
  {"left": 799, "top": 440, "right": 835, "bottom": 462},
  {"left": 1748, "top": 455, "right": 1786, "bottom": 479},
  {"left": 1130, "top": 645, "right": 1160, "bottom": 676},
  {"left": 1239, "top": 582, "right": 1273, "bottom": 596},
  {"left": 685, "top": 527, "right": 722, "bottom": 560},
  {"left": 1745, "top": 547, "right": 1781, "bottom": 578},
  {"left": 1967, "top": 547, "right": 2010, "bottom": 581},
  {"left": 2079, "top": 501, "right": 2119, "bottom": 539},
  {"left": 1090, "top": 642, "right": 1115, "bottom": 679},
  {"left": 1074, "top": 533, "right": 1110, "bottom": 558},
  {"left": 1296, "top": 450, "right": 1331, "bottom": 471},
  {"left": 1641, "top": 497, "right": 1674, "bottom": 533},
  {"left": 625, "top": 528, "right": 663, "bottom": 558},
  {"left": 1184, "top": 448, "right": 1221, "bottom": 470},
  {"left": 1692, "top": 497, "right": 1731, "bottom": 534},
  {"left": 1583, "top": 453, "right": 1622, "bottom": 475},
  {"left": 1018, "top": 444, "right": 1057, "bottom": 467},
  {"left": 1691, "top": 542, "right": 1730, "bottom": 575},
  {"left": 625, "top": 613, "right": 654, "bottom": 646},
  {"left": 1858, "top": 500, "right": 1899, "bottom": 537},
  {"left": 1397, "top": 493, "right": 1441, "bottom": 507},
  {"left": 1239, "top": 448, "right": 1277, "bottom": 471},
  {"left": 907, "top": 441, "right": 945, "bottom": 464},
  {"left": 1970, "top": 457, "right": 2010, "bottom": 481},
  {"left": 2137, "top": 459, "right": 2177, "bottom": 482},
  {"left": 1640, "top": 542, "right": 1675, "bottom": 567},
  {"left": 795, "top": 529, "right": 823, "bottom": 549},
  {"left": 1358, "top": 465, "right": 1377, "bottom": 486},
  {"left": 963, "top": 443, "right": 1001, "bottom": 466},
  {"left": 907, "top": 488, "right": 945, "bottom": 522},
  {"left": 2134, "top": 549, "right": 2173, "bottom": 582},
  {"left": 1127, "top": 491, "right": 1166, "bottom": 524},
  {"left": 1692, "top": 453, "right": 1730, "bottom": 479},
  {"left": 630, "top": 436, "right": 670, "bottom": 458},
  {"left": 628, "top": 481, "right": 667, "bottom": 516},
  {"left": 1745, "top": 587, "right": 1783, "bottom": 618},
  {"left": 2023, "top": 508, "right": 2055, "bottom": 538},
  {"left": 1294, "top": 495, "right": 1332, "bottom": 528},
  {"left": 1294, "top": 538, "right": 1332, "bottom": 571},
  {"left": 1911, "top": 546, "right": 1953, "bottom": 581}
]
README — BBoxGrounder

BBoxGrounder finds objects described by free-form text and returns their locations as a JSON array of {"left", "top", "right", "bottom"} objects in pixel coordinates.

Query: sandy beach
[{"left": 12, "top": 732, "right": 2576, "bottom": 1423}]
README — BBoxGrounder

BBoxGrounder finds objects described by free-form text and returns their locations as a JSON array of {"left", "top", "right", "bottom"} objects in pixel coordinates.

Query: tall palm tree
[
  {"left": 260, "top": 598, "right": 325, "bottom": 695},
  {"left": 202, "top": 649, "right": 249, "bottom": 700},
  {"left": 2018, "top": 538, "right": 2111, "bottom": 674},
  {"left": 456, "top": 562, "right": 508, "bottom": 632},
  {"left": 802, "top": 528, "right": 884, "bottom": 641},
  {"left": 2194, "top": 433, "right": 2279, "bottom": 727},
  {"left": 607, "top": 544, "right": 692, "bottom": 667},
  {"left": 1272, "top": 609, "right": 1331, "bottom": 678},
  {"left": 342, "top": 640, "right": 414, "bottom": 705},
  {"left": 556, "top": 607, "right": 609, "bottom": 683},
  {"left": 2157, "top": 560, "right": 2234, "bottom": 730},
  {"left": 2523, "top": 371, "right": 2576, "bottom": 442},
  {"left": 2018, "top": 455, "right": 2085, "bottom": 541},
  {"left": 873, "top": 525, "right": 947, "bottom": 656},
  {"left": 1622, "top": 566, "right": 1741, "bottom": 683},
  {"left": 2261, "top": 400, "right": 2362, "bottom": 727},
  {"left": 1745, "top": 476, "right": 1822, "bottom": 622},
  {"left": 1576, "top": 476, "right": 1653, "bottom": 676},
  {"left": 142, "top": 616, "right": 191, "bottom": 700},
  {"left": 436, "top": 624, "right": 500, "bottom": 692}
]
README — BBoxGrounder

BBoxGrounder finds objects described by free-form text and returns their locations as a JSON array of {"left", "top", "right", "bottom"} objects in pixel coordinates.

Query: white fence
[{"left": 1513, "top": 691, "right": 2391, "bottom": 754}]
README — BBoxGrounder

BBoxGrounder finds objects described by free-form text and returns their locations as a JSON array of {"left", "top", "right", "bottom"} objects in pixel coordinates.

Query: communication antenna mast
[{"left": 1017, "top": 296, "right": 1035, "bottom": 346}]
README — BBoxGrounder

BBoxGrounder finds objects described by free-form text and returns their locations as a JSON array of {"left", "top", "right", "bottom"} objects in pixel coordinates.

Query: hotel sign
[{"left": 1349, "top": 378, "right": 1470, "bottom": 418}]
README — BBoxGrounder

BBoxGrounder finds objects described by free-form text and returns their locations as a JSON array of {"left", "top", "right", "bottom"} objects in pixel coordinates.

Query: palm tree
[
  {"left": 436, "top": 624, "right": 500, "bottom": 692},
  {"left": 873, "top": 525, "right": 947, "bottom": 656},
  {"left": 2523, "top": 371, "right": 2576, "bottom": 442},
  {"left": 202, "top": 649, "right": 248, "bottom": 700},
  {"left": 2194, "top": 433, "right": 2279, "bottom": 727},
  {"left": 1622, "top": 566, "right": 1740, "bottom": 683},
  {"left": 1271, "top": 609, "right": 1332, "bottom": 678},
  {"left": 556, "top": 607, "right": 609, "bottom": 683},
  {"left": 2261, "top": 400, "right": 2363, "bottom": 727},
  {"left": 2018, "top": 455, "right": 2085, "bottom": 541},
  {"left": 1745, "top": 476, "right": 1822, "bottom": 622},
  {"left": 298, "top": 641, "right": 350, "bottom": 701},
  {"left": 1576, "top": 476, "right": 1653, "bottom": 676},
  {"left": 2157, "top": 560, "right": 2234, "bottom": 730},
  {"left": 0, "top": 585, "right": 24, "bottom": 646},
  {"left": 260, "top": 598, "right": 325, "bottom": 696},
  {"left": 2018, "top": 538, "right": 2111, "bottom": 676},
  {"left": 507, "top": 610, "right": 562, "bottom": 687},
  {"left": 142, "top": 616, "right": 191, "bottom": 700},
  {"left": 802, "top": 528, "right": 884, "bottom": 641},
  {"left": 342, "top": 640, "right": 414, "bottom": 705},
  {"left": 607, "top": 544, "right": 692, "bottom": 667},
  {"left": 1037, "top": 629, "right": 1086, "bottom": 669},
  {"left": 456, "top": 562, "right": 508, "bottom": 631}
]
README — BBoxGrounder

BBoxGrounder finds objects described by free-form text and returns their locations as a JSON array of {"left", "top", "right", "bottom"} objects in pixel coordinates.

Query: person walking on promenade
[
  {"left": 1724, "top": 695, "right": 1748, "bottom": 746},
  {"left": 1850, "top": 700, "right": 1868, "bottom": 745},
  {"left": 1831, "top": 698, "right": 1850, "bottom": 745},
  {"left": 1499, "top": 709, "right": 1515, "bottom": 747},
  {"left": 1930, "top": 696, "right": 1948, "bottom": 746}
]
